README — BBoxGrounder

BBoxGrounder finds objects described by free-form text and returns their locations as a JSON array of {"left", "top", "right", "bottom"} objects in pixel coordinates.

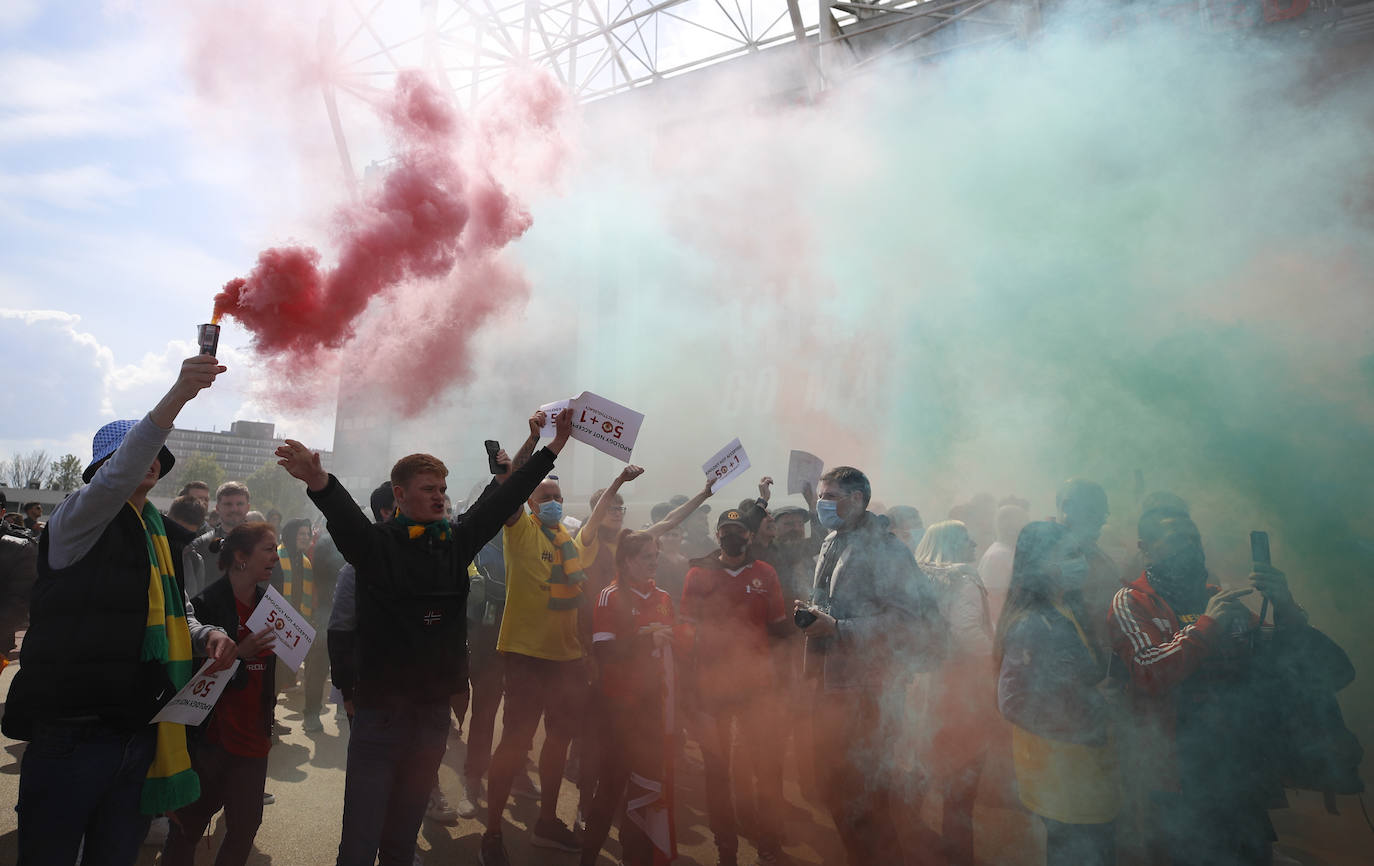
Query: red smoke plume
[{"left": 214, "top": 70, "right": 563, "bottom": 413}]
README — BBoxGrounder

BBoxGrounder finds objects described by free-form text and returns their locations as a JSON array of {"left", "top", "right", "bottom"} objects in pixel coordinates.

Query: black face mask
[
  {"left": 719, "top": 536, "right": 749, "bottom": 558},
  {"left": 1147, "top": 549, "right": 1209, "bottom": 614}
]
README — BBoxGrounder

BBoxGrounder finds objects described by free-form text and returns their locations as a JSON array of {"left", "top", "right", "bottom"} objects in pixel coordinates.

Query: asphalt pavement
[{"left": 0, "top": 660, "right": 1365, "bottom": 865}]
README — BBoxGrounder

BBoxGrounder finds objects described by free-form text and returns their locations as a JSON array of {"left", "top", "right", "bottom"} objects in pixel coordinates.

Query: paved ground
[{"left": 0, "top": 659, "right": 1368, "bottom": 865}]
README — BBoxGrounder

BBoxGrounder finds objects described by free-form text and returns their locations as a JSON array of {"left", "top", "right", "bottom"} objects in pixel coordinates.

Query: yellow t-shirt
[{"left": 496, "top": 513, "right": 592, "bottom": 661}]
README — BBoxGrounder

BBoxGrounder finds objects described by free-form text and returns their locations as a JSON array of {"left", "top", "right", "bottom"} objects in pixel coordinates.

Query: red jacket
[{"left": 1108, "top": 573, "right": 1226, "bottom": 791}]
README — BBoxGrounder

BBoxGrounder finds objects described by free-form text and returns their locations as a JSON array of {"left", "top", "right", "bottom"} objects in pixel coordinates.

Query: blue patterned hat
[{"left": 82, "top": 419, "right": 176, "bottom": 484}]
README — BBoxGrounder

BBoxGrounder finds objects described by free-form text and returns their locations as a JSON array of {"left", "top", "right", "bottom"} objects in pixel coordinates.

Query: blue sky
[{"left": 1, "top": 1, "right": 342, "bottom": 464}]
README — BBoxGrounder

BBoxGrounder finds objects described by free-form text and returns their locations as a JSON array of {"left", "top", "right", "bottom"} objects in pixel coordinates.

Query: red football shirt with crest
[
  {"left": 681, "top": 557, "right": 786, "bottom": 706},
  {"left": 593, "top": 580, "right": 675, "bottom": 702},
  {"left": 206, "top": 597, "right": 272, "bottom": 758}
]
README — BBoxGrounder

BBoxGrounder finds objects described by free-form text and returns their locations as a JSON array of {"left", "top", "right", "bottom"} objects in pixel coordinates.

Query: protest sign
[
  {"left": 787, "top": 450, "right": 824, "bottom": 495},
  {"left": 245, "top": 585, "right": 316, "bottom": 672},
  {"left": 540, "top": 391, "right": 645, "bottom": 461},
  {"left": 703, "top": 438, "right": 750, "bottom": 493},
  {"left": 538, "top": 399, "right": 571, "bottom": 436},
  {"left": 151, "top": 660, "right": 241, "bottom": 726}
]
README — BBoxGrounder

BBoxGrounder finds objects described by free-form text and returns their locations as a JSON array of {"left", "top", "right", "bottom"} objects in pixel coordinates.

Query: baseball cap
[{"left": 717, "top": 509, "right": 751, "bottom": 531}]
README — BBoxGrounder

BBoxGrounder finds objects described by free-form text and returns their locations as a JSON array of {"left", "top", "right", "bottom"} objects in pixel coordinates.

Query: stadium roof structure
[{"left": 315, "top": 0, "right": 1372, "bottom": 184}]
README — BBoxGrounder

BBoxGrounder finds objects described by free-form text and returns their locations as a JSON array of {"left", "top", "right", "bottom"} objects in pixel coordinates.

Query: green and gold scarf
[
  {"left": 535, "top": 514, "right": 586, "bottom": 610},
  {"left": 278, "top": 546, "right": 314, "bottom": 620},
  {"left": 134, "top": 502, "right": 199, "bottom": 815},
  {"left": 395, "top": 514, "right": 453, "bottom": 543}
]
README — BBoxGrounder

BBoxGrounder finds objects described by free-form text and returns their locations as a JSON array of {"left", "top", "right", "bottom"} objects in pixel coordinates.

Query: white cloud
[
  {"left": 0, "top": 307, "right": 334, "bottom": 460},
  {"left": 0, "top": 38, "right": 185, "bottom": 144},
  {"left": 2, "top": 309, "right": 192, "bottom": 442},
  {"left": 0, "top": 164, "right": 144, "bottom": 211}
]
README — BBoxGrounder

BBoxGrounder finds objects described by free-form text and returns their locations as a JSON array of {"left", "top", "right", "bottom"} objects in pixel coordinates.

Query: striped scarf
[
  {"left": 134, "top": 502, "right": 200, "bottom": 815},
  {"left": 278, "top": 546, "right": 315, "bottom": 620},
  {"left": 535, "top": 515, "right": 586, "bottom": 610}
]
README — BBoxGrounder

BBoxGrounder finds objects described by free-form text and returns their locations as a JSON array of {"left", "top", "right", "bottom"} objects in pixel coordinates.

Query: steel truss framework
[
  {"left": 316, "top": 0, "right": 1357, "bottom": 185},
  {"left": 321, "top": 0, "right": 1026, "bottom": 106}
]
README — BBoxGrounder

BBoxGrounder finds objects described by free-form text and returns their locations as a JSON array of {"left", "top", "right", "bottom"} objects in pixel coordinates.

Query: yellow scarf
[
  {"left": 134, "top": 502, "right": 199, "bottom": 815},
  {"left": 278, "top": 546, "right": 314, "bottom": 620}
]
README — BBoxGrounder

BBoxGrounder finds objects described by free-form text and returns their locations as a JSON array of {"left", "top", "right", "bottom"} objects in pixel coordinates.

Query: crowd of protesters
[{"left": 0, "top": 354, "right": 1359, "bottom": 866}]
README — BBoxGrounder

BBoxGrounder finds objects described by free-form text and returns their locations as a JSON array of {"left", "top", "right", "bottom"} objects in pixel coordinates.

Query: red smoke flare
[{"left": 214, "top": 70, "right": 558, "bottom": 412}]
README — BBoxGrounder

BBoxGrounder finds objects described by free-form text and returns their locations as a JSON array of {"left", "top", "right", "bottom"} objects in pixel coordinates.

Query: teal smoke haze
[{"left": 457, "top": 16, "right": 1373, "bottom": 758}]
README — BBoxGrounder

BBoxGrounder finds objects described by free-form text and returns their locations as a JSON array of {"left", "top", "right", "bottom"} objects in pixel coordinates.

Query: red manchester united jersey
[{"left": 593, "top": 580, "right": 676, "bottom": 702}]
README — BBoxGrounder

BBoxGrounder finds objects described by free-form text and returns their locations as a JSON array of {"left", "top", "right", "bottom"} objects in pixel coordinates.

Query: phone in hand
[
  {"left": 484, "top": 440, "right": 504, "bottom": 475},
  {"left": 794, "top": 607, "right": 819, "bottom": 629},
  {"left": 1251, "top": 530, "right": 1271, "bottom": 627},
  {"left": 1250, "top": 531, "right": 1271, "bottom": 565}
]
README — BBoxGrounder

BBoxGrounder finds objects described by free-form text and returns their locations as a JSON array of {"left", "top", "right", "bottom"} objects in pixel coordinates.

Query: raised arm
[
  {"left": 276, "top": 441, "right": 375, "bottom": 567},
  {"left": 645, "top": 477, "right": 714, "bottom": 540},
  {"left": 473, "top": 407, "right": 573, "bottom": 538},
  {"left": 47, "top": 356, "right": 223, "bottom": 570},
  {"left": 582, "top": 464, "right": 644, "bottom": 540},
  {"left": 508, "top": 411, "right": 544, "bottom": 474}
]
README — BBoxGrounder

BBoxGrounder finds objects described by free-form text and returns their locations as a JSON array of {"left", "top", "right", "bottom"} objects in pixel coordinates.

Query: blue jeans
[
  {"left": 16, "top": 720, "right": 156, "bottom": 866},
  {"left": 337, "top": 698, "right": 450, "bottom": 866}
]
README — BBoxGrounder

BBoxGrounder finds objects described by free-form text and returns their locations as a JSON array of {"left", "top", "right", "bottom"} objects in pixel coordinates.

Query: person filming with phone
[{"left": 1107, "top": 507, "right": 1349, "bottom": 866}]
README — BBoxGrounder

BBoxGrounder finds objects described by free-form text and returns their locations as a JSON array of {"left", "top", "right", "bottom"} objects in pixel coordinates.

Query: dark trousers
[
  {"left": 580, "top": 697, "right": 662, "bottom": 866},
  {"left": 486, "top": 654, "right": 586, "bottom": 828},
  {"left": 303, "top": 632, "right": 329, "bottom": 716},
  {"left": 163, "top": 741, "right": 268, "bottom": 866},
  {"left": 16, "top": 721, "right": 156, "bottom": 866},
  {"left": 700, "top": 698, "right": 782, "bottom": 855},
  {"left": 575, "top": 688, "right": 607, "bottom": 813},
  {"left": 336, "top": 698, "right": 450, "bottom": 866},
  {"left": 1151, "top": 791, "right": 1275, "bottom": 866},
  {"left": 813, "top": 691, "right": 905, "bottom": 866},
  {"left": 462, "top": 622, "right": 504, "bottom": 781},
  {"left": 1042, "top": 817, "right": 1116, "bottom": 866}
]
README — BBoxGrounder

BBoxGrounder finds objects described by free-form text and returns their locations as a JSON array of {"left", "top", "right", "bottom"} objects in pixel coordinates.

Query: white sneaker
[
  {"left": 142, "top": 816, "right": 169, "bottom": 846},
  {"left": 456, "top": 775, "right": 483, "bottom": 819},
  {"left": 426, "top": 786, "right": 459, "bottom": 825}
]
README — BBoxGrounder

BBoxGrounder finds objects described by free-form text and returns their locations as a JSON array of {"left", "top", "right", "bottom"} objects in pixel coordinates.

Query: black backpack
[{"left": 1253, "top": 623, "right": 1364, "bottom": 800}]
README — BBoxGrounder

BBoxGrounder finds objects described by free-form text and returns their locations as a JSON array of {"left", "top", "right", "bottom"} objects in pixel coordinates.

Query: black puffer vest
[{"left": 1, "top": 506, "right": 188, "bottom": 739}]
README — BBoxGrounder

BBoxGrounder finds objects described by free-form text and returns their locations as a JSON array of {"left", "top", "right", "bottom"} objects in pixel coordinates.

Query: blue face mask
[
  {"left": 537, "top": 500, "right": 563, "bottom": 527},
  {"left": 816, "top": 499, "right": 845, "bottom": 530}
]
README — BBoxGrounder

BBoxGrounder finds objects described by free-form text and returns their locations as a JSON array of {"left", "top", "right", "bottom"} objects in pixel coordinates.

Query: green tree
[
  {"left": 47, "top": 454, "right": 84, "bottom": 492},
  {"left": 173, "top": 452, "right": 226, "bottom": 497},
  {"left": 246, "top": 459, "right": 313, "bottom": 522}
]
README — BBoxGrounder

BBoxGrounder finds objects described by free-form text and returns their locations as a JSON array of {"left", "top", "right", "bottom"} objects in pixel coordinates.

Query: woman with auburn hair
[
  {"left": 579, "top": 530, "right": 681, "bottom": 866},
  {"left": 995, "top": 520, "right": 1118, "bottom": 865},
  {"left": 163, "top": 522, "right": 280, "bottom": 866}
]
